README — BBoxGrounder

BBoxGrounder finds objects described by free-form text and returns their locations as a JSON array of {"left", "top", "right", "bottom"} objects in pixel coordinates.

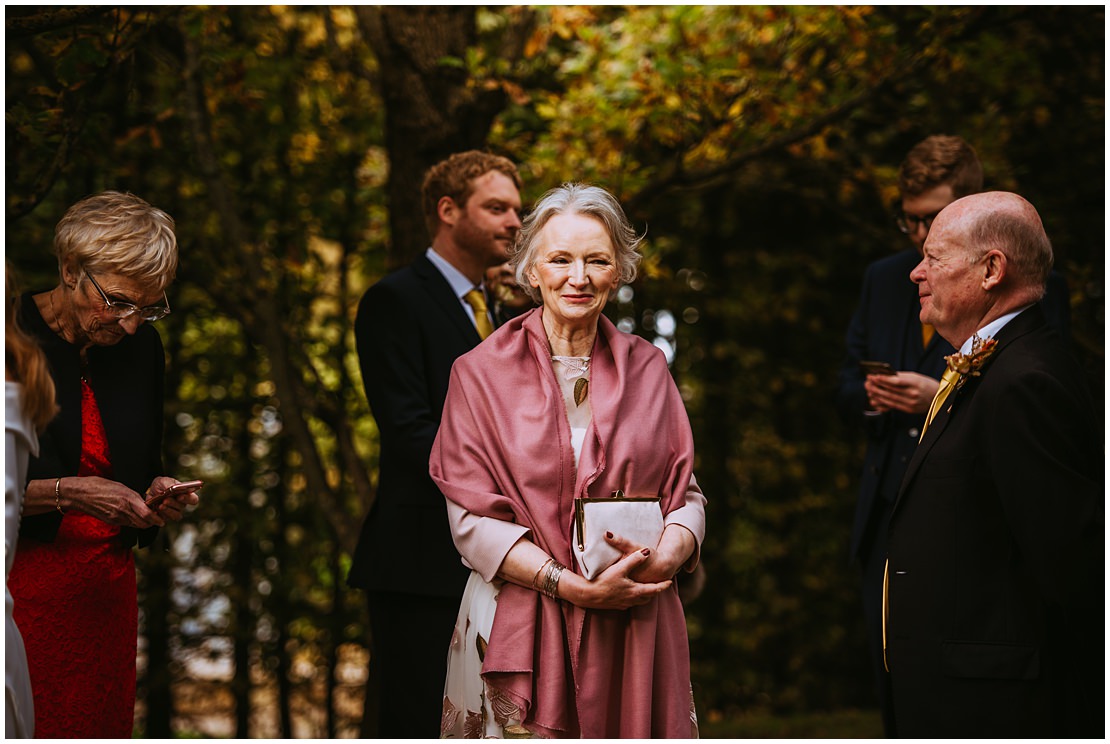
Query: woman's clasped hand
[{"left": 561, "top": 527, "right": 697, "bottom": 610}]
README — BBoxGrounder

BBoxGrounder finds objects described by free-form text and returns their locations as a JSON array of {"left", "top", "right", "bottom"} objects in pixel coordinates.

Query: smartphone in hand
[
  {"left": 146, "top": 480, "right": 203, "bottom": 509},
  {"left": 860, "top": 361, "right": 896, "bottom": 416},
  {"left": 859, "top": 360, "right": 896, "bottom": 376}
]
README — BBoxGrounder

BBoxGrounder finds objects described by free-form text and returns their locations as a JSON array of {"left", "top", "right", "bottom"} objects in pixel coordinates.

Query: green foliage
[{"left": 5, "top": 4, "right": 1103, "bottom": 734}]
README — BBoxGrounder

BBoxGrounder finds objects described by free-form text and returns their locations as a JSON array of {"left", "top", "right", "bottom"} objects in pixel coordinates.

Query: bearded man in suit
[
  {"left": 349, "top": 151, "right": 523, "bottom": 737},
  {"left": 885, "top": 191, "right": 1102, "bottom": 737}
]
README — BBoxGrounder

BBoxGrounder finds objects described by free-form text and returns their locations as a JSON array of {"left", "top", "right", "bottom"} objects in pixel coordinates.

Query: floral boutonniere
[{"left": 944, "top": 335, "right": 998, "bottom": 392}]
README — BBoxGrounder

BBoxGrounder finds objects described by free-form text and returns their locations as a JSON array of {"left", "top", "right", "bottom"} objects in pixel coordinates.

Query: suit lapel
[
  {"left": 891, "top": 305, "right": 1045, "bottom": 519},
  {"left": 412, "top": 255, "right": 481, "bottom": 344}
]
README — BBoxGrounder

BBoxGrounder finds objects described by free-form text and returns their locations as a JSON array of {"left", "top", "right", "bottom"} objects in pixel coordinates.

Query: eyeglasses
[
  {"left": 85, "top": 271, "right": 171, "bottom": 322},
  {"left": 896, "top": 210, "right": 941, "bottom": 235}
]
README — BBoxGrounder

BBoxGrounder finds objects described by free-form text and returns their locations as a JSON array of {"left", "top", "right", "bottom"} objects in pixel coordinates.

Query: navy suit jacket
[
  {"left": 886, "top": 305, "right": 1103, "bottom": 737},
  {"left": 348, "top": 255, "right": 480, "bottom": 597},
  {"left": 836, "top": 248, "right": 1071, "bottom": 562}
]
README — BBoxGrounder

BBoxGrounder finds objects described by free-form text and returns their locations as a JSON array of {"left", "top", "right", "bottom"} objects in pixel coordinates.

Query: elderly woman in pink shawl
[{"left": 430, "top": 183, "right": 706, "bottom": 738}]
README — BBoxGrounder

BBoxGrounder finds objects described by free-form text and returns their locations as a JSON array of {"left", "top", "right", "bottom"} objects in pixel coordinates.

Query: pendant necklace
[{"left": 552, "top": 355, "right": 590, "bottom": 407}]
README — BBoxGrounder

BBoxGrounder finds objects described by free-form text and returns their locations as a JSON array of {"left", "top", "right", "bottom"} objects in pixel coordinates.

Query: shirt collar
[
  {"left": 426, "top": 247, "right": 483, "bottom": 299},
  {"left": 959, "top": 304, "right": 1033, "bottom": 354}
]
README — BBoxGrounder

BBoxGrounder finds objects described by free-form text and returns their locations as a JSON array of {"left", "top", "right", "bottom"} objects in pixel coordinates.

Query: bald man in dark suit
[
  {"left": 885, "top": 192, "right": 1102, "bottom": 737},
  {"left": 836, "top": 136, "right": 1071, "bottom": 736}
]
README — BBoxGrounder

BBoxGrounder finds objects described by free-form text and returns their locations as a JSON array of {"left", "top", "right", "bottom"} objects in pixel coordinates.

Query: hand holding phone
[
  {"left": 860, "top": 361, "right": 897, "bottom": 415},
  {"left": 146, "top": 480, "right": 203, "bottom": 510}
]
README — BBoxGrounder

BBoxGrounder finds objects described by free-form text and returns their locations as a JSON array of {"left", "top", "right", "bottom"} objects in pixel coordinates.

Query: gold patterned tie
[
  {"left": 919, "top": 365, "right": 960, "bottom": 441},
  {"left": 463, "top": 288, "right": 494, "bottom": 340}
]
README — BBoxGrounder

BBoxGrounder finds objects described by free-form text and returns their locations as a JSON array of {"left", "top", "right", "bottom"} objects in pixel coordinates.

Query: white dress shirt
[
  {"left": 958, "top": 305, "right": 1033, "bottom": 354},
  {"left": 425, "top": 248, "right": 488, "bottom": 333}
]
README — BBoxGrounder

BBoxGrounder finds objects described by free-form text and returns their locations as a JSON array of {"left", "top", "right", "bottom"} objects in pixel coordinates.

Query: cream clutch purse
[{"left": 572, "top": 491, "right": 664, "bottom": 580}]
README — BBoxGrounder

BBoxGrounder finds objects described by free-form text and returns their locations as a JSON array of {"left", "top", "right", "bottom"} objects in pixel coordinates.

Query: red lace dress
[{"left": 10, "top": 378, "right": 138, "bottom": 738}]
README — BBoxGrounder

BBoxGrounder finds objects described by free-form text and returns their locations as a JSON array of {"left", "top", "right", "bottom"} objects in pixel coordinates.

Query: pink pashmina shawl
[{"left": 430, "top": 308, "right": 697, "bottom": 738}]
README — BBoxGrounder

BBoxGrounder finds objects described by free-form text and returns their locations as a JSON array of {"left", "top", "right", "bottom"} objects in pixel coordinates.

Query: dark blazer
[
  {"left": 836, "top": 249, "right": 1072, "bottom": 562},
  {"left": 19, "top": 292, "right": 164, "bottom": 548},
  {"left": 347, "top": 255, "right": 479, "bottom": 598},
  {"left": 886, "top": 305, "right": 1103, "bottom": 737}
]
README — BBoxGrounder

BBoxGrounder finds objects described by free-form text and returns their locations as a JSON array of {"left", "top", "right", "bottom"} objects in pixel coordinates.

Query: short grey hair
[
  {"left": 968, "top": 210, "right": 1053, "bottom": 300},
  {"left": 54, "top": 191, "right": 178, "bottom": 293},
  {"left": 510, "top": 183, "right": 642, "bottom": 304}
]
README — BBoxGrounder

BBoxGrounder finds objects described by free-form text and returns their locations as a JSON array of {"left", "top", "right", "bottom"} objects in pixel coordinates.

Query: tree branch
[
  {"left": 180, "top": 25, "right": 363, "bottom": 555},
  {"left": 625, "top": 9, "right": 997, "bottom": 213},
  {"left": 626, "top": 81, "right": 886, "bottom": 212},
  {"left": 5, "top": 7, "right": 111, "bottom": 39}
]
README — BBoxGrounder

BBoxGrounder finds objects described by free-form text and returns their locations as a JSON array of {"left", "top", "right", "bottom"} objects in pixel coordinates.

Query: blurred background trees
[{"left": 6, "top": 6, "right": 1103, "bottom": 737}]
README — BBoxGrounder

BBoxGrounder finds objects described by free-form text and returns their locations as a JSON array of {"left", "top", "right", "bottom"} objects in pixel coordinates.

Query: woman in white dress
[{"left": 5, "top": 268, "right": 57, "bottom": 737}]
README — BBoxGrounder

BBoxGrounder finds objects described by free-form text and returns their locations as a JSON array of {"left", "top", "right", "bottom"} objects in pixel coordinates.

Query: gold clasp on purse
[{"left": 574, "top": 490, "right": 624, "bottom": 551}]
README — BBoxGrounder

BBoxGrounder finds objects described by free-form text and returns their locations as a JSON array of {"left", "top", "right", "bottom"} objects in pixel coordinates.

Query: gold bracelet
[
  {"left": 540, "top": 560, "right": 565, "bottom": 600},
  {"left": 54, "top": 477, "right": 66, "bottom": 515},
  {"left": 532, "top": 558, "right": 554, "bottom": 593},
  {"left": 550, "top": 562, "right": 565, "bottom": 600}
]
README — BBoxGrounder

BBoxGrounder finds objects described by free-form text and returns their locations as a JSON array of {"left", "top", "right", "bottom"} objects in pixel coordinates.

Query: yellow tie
[
  {"left": 919, "top": 365, "right": 960, "bottom": 441},
  {"left": 464, "top": 288, "right": 493, "bottom": 340}
]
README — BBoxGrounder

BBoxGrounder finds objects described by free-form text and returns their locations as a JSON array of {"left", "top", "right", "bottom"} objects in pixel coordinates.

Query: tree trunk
[
  {"left": 179, "top": 20, "right": 364, "bottom": 556},
  {"left": 325, "top": 533, "right": 341, "bottom": 739},
  {"left": 140, "top": 545, "right": 175, "bottom": 737},
  {"left": 232, "top": 422, "right": 255, "bottom": 738},
  {"left": 274, "top": 435, "right": 295, "bottom": 737},
  {"left": 139, "top": 319, "right": 186, "bottom": 737},
  {"left": 355, "top": 6, "right": 508, "bottom": 268},
  {"left": 275, "top": 616, "right": 294, "bottom": 738}
]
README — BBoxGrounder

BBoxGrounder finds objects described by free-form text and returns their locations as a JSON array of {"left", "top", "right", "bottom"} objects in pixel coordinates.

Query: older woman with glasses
[{"left": 8, "top": 191, "right": 200, "bottom": 738}]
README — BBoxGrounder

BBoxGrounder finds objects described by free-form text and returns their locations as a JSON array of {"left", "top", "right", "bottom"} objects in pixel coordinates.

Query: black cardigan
[{"left": 19, "top": 291, "right": 165, "bottom": 548}]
